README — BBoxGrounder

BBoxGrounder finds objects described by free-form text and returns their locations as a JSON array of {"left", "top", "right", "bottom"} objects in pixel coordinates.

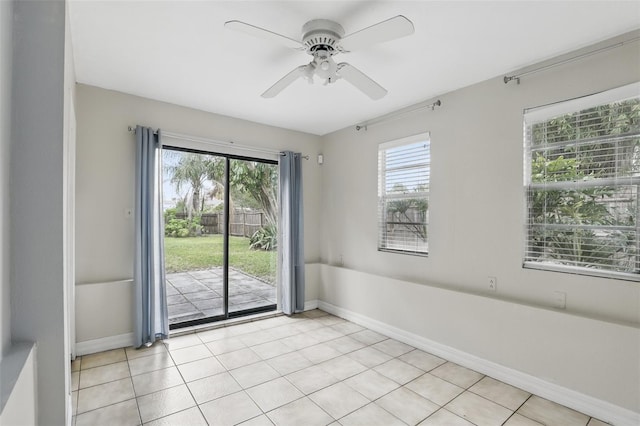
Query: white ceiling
[{"left": 68, "top": 1, "right": 640, "bottom": 136}]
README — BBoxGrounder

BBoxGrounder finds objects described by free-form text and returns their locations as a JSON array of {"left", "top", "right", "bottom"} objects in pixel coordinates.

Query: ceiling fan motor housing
[{"left": 302, "top": 19, "right": 345, "bottom": 55}]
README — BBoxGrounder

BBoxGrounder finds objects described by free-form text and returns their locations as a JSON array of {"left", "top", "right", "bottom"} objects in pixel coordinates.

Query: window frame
[
  {"left": 522, "top": 82, "right": 640, "bottom": 282},
  {"left": 377, "top": 132, "right": 430, "bottom": 256}
]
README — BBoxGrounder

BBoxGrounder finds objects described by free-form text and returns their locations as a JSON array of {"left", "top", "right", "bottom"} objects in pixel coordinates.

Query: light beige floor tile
[
  {"left": 71, "top": 357, "right": 81, "bottom": 372},
  {"left": 406, "top": 373, "right": 465, "bottom": 406},
  {"left": 268, "top": 324, "right": 301, "bottom": 340},
  {"left": 168, "top": 344, "right": 212, "bottom": 365},
  {"left": 251, "top": 340, "right": 295, "bottom": 360},
  {"left": 177, "top": 356, "right": 226, "bottom": 382},
  {"left": 324, "top": 336, "right": 366, "bottom": 354},
  {"left": 197, "top": 326, "right": 236, "bottom": 343},
  {"left": 377, "top": 387, "right": 439, "bottom": 425},
  {"left": 372, "top": 339, "right": 414, "bottom": 357},
  {"left": 374, "top": 358, "right": 424, "bottom": 384},
  {"left": 469, "top": 377, "right": 530, "bottom": 410},
  {"left": 446, "top": 391, "right": 513, "bottom": 426},
  {"left": 72, "top": 391, "right": 78, "bottom": 416},
  {"left": 79, "top": 361, "right": 130, "bottom": 389},
  {"left": 246, "top": 377, "right": 304, "bottom": 412},
  {"left": 331, "top": 322, "right": 365, "bottom": 335},
  {"left": 343, "top": 370, "right": 399, "bottom": 400},
  {"left": 240, "top": 330, "right": 277, "bottom": 346},
  {"left": 285, "top": 365, "right": 340, "bottom": 395},
  {"left": 131, "top": 366, "right": 184, "bottom": 396},
  {"left": 230, "top": 360, "right": 281, "bottom": 388},
  {"left": 81, "top": 348, "right": 126, "bottom": 369},
  {"left": 346, "top": 347, "right": 393, "bottom": 368},
  {"left": 309, "top": 327, "right": 344, "bottom": 342},
  {"left": 303, "top": 309, "right": 328, "bottom": 318},
  {"left": 77, "top": 377, "right": 135, "bottom": 414},
  {"left": 227, "top": 321, "right": 263, "bottom": 336},
  {"left": 267, "top": 351, "right": 313, "bottom": 375},
  {"left": 205, "top": 337, "right": 246, "bottom": 355},
  {"left": 293, "top": 319, "right": 325, "bottom": 333},
  {"left": 340, "top": 402, "right": 406, "bottom": 426},
  {"left": 145, "top": 406, "right": 208, "bottom": 426},
  {"left": 431, "top": 362, "right": 484, "bottom": 388},
  {"left": 217, "top": 347, "right": 261, "bottom": 370},
  {"left": 309, "top": 382, "right": 369, "bottom": 419},
  {"left": 136, "top": 384, "right": 196, "bottom": 423},
  {"left": 503, "top": 413, "right": 544, "bottom": 425},
  {"left": 399, "top": 350, "right": 446, "bottom": 372},
  {"left": 267, "top": 397, "right": 333, "bottom": 426},
  {"left": 281, "top": 333, "right": 321, "bottom": 350},
  {"left": 126, "top": 343, "right": 167, "bottom": 361},
  {"left": 419, "top": 409, "right": 476, "bottom": 426},
  {"left": 517, "top": 396, "right": 589, "bottom": 426},
  {"left": 319, "top": 355, "right": 367, "bottom": 381},
  {"left": 71, "top": 371, "right": 79, "bottom": 391},
  {"left": 163, "top": 334, "right": 202, "bottom": 351},
  {"left": 200, "top": 390, "right": 262, "bottom": 426},
  {"left": 299, "top": 343, "right": 342, "bottom": 364},
  {"left": 350, "top": 329, "right": 387, "bottom": 345},
  {"left": 75, "top": 398, "right": 140, "bottom": 426},
  {"left": 187, "top": 371, "right": 242, "bottom": 404},
  {"left": 316, "top": 315, "right": 345, "bottom": 327},
  {"left": 129, "top": 352, "right": 174, "bottom": 376},
  {"left": 239, "top": 414, "right": 275, "bottom": 426},
  {"left": 587, "top": 419, "right": 610, "bottom": 426}
]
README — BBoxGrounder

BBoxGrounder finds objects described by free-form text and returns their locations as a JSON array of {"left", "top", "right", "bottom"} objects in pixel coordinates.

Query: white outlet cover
[{"left": 488, "top": 276, "right": 497, "bottom": 291}]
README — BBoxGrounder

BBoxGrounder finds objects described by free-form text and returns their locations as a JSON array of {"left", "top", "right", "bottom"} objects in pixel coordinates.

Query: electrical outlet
[
  {"left": 553, "top": 291, "right": 566, "bottom": 309},
  {"left": 487, "top": 276, "right": 497, "bottom": 292},
  {"left": 338, "top": 254, "right": 344, "bottom": 267}
]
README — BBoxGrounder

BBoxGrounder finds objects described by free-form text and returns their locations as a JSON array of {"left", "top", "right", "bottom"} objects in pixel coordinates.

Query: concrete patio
[{"left": 166, "top": 267, "right": 276, "bottom": 325}]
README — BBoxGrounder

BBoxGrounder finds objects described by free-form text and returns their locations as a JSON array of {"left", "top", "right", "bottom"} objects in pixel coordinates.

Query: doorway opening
[{"left": 162, "top": 147, "right": 278, "bottom": 328}]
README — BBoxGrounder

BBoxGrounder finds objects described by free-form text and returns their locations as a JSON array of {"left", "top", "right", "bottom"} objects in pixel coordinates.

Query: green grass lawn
[{"left": 164, "top": 235, "right": 276, "bottom": 283}]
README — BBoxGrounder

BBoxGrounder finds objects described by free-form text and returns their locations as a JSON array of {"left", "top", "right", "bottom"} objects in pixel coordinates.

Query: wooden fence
[{"left": 176, "top": 211, "right": 266, "bottom": 238}]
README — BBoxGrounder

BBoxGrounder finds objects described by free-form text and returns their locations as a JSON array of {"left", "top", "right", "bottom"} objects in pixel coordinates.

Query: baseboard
[
  {"left": 75, "top": 333, "right": 134, "bottom": 356},
  {"left": 304, "top": 299, "right": 318, "bottom": 311},
  {"left": 317, "top": 300, "right": 640, "bottom": 426}
]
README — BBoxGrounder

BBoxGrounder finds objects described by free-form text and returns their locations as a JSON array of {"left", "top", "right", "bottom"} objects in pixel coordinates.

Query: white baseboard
[
  {"left": 75, "top": 333, "right": 134, "bottom": 356},
  {"left": 304, "top": 299, "right": 319, "bottom": 311},
  {"left": 317, "top": 300, "right": 640, "bottom": 426}
]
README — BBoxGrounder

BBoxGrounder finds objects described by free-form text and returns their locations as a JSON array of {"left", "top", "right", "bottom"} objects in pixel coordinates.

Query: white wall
[
  {"left": 75, "top": 85, "right": 323, "bottom": 341},
  {"left": 0, "top": 0, "right": 13, "bottom": 361},
  {"left": 320, "top": 32, "right": 640, "bottom": 327},
  {"left": 319, "top": 32, "right": 640, "bottom": 419},
  {"left": 10, "top": 0, "right": 69, "bottom": 423}
]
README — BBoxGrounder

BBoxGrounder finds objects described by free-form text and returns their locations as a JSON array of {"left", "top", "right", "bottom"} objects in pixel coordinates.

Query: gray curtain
[
  {"left": 134, "top": 126, "right": 169, "bottom": 347},
  {"left": 279, "top": 151, "right": 305, "bottom": 314}
]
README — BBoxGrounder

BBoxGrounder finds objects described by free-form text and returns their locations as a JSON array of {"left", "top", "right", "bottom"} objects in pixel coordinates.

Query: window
[
  {"left": 378, "top": 133, "right": 430, "bottom": 255},
  {"left": 524, "top": 82, "right": 640, "bottom": 280}
]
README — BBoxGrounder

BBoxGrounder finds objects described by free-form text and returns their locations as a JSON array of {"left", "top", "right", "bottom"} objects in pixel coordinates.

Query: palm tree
[{"left": 168, "top": 153, "right": 211, "bottom": 219}]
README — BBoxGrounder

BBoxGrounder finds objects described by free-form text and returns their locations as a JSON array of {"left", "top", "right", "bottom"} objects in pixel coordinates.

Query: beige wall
[
  {"left": 320, "top": 32, "right": 640, "bottom": 327},
  {"left": 75, "top": 84, "right": 323, "bottom": 340}
]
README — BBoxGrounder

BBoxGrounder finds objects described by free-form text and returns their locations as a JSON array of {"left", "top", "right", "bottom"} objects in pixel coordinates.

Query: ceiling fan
[{"left": 225, "top": 15, "right": 414, "bottom": 100}]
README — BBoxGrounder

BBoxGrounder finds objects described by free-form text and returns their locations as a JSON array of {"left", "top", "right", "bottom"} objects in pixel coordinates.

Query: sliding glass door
[{"left": 162, "top": 147, "right": 278, "bottom": 328}]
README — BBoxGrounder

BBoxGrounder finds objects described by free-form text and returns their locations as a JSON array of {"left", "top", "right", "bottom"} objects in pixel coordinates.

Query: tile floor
[
  {"left": 166, "top": 268, "right": 276, "bottom": 325},
  {"left": 71, "top": 310, "right": 607, "bottom": 426}
]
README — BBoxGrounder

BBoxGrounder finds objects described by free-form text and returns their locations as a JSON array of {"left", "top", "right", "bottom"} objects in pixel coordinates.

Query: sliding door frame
[{"left": 163, "top": 145, "right": 278, "bottom": 330}]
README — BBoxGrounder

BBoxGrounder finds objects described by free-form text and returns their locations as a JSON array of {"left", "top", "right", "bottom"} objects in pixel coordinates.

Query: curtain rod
[
  {"left": 127, "top": 126, "right": 309, "bottom": 160},
  {"left": 504, "top": 36, "right": 640, "bottom": 84},
  {"left": 355, "top": 99, "right": 442, "bottom": 131}
]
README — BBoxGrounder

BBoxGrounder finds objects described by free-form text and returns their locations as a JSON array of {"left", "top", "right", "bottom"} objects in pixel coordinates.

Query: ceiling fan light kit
[{"left": 225, "top": 15, "right": 415, "bottom": 100}]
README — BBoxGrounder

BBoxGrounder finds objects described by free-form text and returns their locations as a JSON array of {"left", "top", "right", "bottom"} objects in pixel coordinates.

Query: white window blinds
[
  {"left": 523, "top": 82, "right": 640, "bottom": 280},
  {"left": 378, "top": 133, "right": 430, "bottom": 255}
]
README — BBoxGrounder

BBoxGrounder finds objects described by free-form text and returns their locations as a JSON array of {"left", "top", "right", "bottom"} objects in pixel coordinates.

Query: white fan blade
[
  {"left": 225, "top": 20, "right": 303, "bottom": 50},
  {"left": 340, "top": 15, "right": 414, "bottom": 52},
  {"left": 262, "top": 65, "right": 308, "bottom": 98},
  {"left": 338, "top": 63, "right": 387, "bottom": 100}
]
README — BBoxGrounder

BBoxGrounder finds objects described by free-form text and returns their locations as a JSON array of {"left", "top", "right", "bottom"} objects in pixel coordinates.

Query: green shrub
[
  {"left": 250, "top": 224, "right": 277, "bottom": 251},
  {"left": 164, "top": 209, "right": 201, "bottom": 238}
]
